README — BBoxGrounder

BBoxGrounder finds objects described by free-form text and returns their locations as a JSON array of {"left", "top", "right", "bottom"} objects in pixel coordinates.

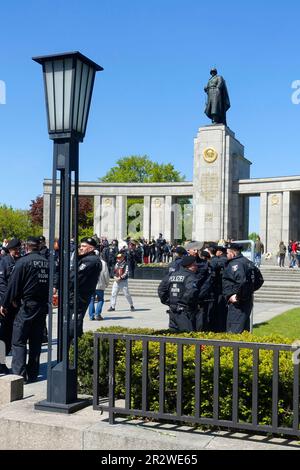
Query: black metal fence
[{"left": 93, "top": 333, "right": 300, "bottom": 437}]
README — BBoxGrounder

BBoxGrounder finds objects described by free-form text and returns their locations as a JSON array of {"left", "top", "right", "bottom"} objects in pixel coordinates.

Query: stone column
[
  {"left": 266, "top": 192, "right": 283, "bottom": 255},
  {"left": 93, "top": 196, "right": 101, "bottom": 238},
  {"left": 192, "top": 124, "right": 251, "bottom": 242},
  {"left": 260, "top": 192, "right": 267, "bottom": 250},
  {"left": 43, "top": 193, "right": 51, "bottom": 244},
  {"left": 116, "top": 195, "right": 127, "bottom": 241},
  {"left": 150, "top": 197, "right": 165, "bottom": 239},
  {"left": 100, "top": 197, "right": 116, "bottom": 240},
  {"left": 143, "top": 196, "right": 151, "bottom": 241},
  {"left": 164, "top": 196, "right": 172, "bottom": 242},
  {"left": 282, "top": 191, "right": 290, "bottom": 245}
]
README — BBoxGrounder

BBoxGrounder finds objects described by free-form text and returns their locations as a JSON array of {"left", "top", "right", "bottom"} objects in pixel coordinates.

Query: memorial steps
[{"left": 105, "top": 266, "right": 300, "bottom": 305}]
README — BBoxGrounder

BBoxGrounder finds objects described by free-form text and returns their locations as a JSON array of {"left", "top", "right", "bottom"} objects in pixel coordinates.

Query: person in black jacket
[
  {"left": 0, "top": 238, "right": 21, "bottom": 374},
  {"left": 167, "top": 246, "right": 187, "bottom": 274},
  {"left": 68, "top": 237, "right": 102, "bottom": 338},
  {"left": 209, "top": 245, "right": 228, "bottom": 332},
  {"left": 158, "top": 256, "right": 200, "bottom": 332},
  {"left": 0, "top": 237, "right": 49, "bottom": 382},
  {"left": 222, "top": 243, "right": 263, "bottom": 333}
]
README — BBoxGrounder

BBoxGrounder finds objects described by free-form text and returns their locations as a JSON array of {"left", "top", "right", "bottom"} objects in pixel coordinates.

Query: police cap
[
  {"left": 81, "top": 237, "right": 97, "bottom": 247},
  {"left": 175, "top": 246, "right": 187, "bottom": 256},
  {"left": 200, "top": 249, "right": 211, "bottom": 259},
  {"left": 181, "top": 255, "right": 197, "bottom": 267},
  {"left": 226, "top": 242, "right": 243, "bottom": 251},
  {"left": 26, "top": 236, "right": 40, "bottom": 246},
  {"left": 216, "top": 245, "right": 227, "bottom": 253},
  {"left": 185, "top": 241, "right": 202, "bottom": 251},
  {"left": 6, "top": 238, "right": 21, "bottom": 250}
]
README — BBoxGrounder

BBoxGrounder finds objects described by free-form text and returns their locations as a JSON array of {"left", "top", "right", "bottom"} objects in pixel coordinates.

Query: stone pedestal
[
  {"left": 0, "top": 375, "right": 24, "bottom": 405},
  {"left": 192, "top": 125, "right": 251, "bottom": 242}
]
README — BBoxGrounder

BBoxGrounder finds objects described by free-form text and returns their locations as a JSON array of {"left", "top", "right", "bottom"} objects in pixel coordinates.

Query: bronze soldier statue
[{"left": 204, "top": 68, "right": 230, "bottom": 126}]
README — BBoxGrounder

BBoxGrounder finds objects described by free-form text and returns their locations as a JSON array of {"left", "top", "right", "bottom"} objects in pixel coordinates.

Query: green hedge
[{"left": 75, "top": 327, "right": 295, "bottom": 428}]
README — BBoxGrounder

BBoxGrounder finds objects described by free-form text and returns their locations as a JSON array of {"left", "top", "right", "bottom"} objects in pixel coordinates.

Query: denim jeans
[{"left": 88, "top": 289, "right": 105, "bottom": 319}]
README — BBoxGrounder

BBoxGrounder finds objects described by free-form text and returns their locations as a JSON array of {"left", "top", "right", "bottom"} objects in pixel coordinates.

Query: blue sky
[{"left": 1, "top": 0, "right": 300, "bottom": 233}]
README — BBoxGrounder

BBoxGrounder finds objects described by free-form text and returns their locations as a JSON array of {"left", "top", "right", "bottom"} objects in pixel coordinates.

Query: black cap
[
  {"left": 39, "top": 235, "right": 46, "bottom": 242},
  {"left": 200, "top": 250, "right": 211, "bottom": 259},
  {"left": 26, "top": 236, "right": 40, "bottom": 245},
  {"left": 81, "top": 237, "right": 97, "bottom": 247},
  {"left": 182, "top": 255, "right": 197, "bottom": 267},
  {"left": 216, "top": 245, "right": 227, "bottom": 253},
  {"left": 6, "top": 238, "right": 21, "bottom": 250},
  {"left": 175, "top": 246, "right": 187, "bottom": 256},
  {"left": 227, "top": 242, "right": 243, "bottom": 251}
]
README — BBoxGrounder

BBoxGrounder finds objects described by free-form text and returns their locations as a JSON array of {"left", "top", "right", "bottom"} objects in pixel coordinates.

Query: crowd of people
[
  {"left": 0, "top": 233, "right": 266, "bottom": 381},
  {"left": 158, "top": 240, "right": 264, "bottom": 335}
]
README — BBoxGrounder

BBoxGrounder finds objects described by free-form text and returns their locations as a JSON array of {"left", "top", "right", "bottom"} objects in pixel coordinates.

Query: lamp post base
[{"left": 34, "top": 397, "right": 91, "bottom": 414}]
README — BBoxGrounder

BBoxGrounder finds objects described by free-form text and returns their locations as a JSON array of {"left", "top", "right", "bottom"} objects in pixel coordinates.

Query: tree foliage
[
  {"left": 0, "top": 204, "right": 41, "bottom": 240},
  {"left": 99, "top": 155, "right": 185, "bottom": 183},
  {"left": 29, "top": 195, "right": 44, "bottom": 226},
  {"left": 248, "top": 232, "right": 259, "bottom": 241}
]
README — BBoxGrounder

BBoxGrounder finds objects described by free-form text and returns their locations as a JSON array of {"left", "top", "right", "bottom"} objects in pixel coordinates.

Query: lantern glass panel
[
  {"left": 81, "top": 66, "right": 95, "bottom": 135},
  {"left": 63, "top": 58, "right": 74, "bottom": 130},
  {"left": 53, "top": 60, "right": 64, "bottom": 130},
  {"left": 77, "top": 62, "right": 89, "bottom": 133},
  {"left": 72, "top": 60, "right": 82, "bottom": 132},
  {"left": 45, "top": 61, "right": 55, "bottom": 131}
]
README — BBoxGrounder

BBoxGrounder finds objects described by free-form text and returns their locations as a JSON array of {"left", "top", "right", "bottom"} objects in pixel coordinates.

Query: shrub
[{"left": 75, "top": 328, "right": 295, "bottom": 428}]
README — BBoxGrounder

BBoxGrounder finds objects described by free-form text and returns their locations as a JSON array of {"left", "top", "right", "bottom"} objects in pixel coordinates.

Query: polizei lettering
[
  {"left": 169, "top": 275, "right": 184, "bottom": 282},
  {"left": 33, "top": 260, "right": 48, "bottom": 269}
]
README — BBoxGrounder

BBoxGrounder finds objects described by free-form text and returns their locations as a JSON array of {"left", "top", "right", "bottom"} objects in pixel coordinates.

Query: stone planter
[{"left": 134, "top": 266, "right": 168, "bottom": 280}]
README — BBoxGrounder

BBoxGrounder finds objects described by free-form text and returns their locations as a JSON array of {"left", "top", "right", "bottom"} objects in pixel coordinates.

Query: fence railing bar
[
  {"left": 108, "top": 337, "right": 115, "bottom": 424},
  {"left": 93, "top": 335, "right": 99, "bottom": 409},
  {"left": 177, "top": 343, "right": 183, "bottom": 418},
  {"left": 195, "top": 344, "right": 201, "bottom": 419},
  {"left": 293, "top": 362, "right": 299, "bottom": 432},
  {"left": 252, "top": 348, "right": 259, "bottom": 427},
  {"left": 125, "top": 339, "right": 132, "bottom": 410},
  {"left": 232, "top": 347, "right": 239, "bottom": 425},
  {"left": 159, "top": 342, "right": 166, "bottom": 415},
  {"left": 213, "top": 346, "right": 220, "bottom": 421},
  {"left": 272, "top": 350, "right": 279, "bottom": 431},
  {"left": 142, "top": 340, "right": 149, "bottom": 412}
]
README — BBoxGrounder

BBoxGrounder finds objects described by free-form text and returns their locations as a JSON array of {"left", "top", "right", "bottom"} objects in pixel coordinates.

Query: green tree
[
  {"left": 248, "top": 232, "right": 259, "bottom": 241},
  {"left": 99, "top": 155, "right": 185, "bottom": 183},
  {"left": 0, "top": 204, "right": 41, "bottom": 240}
]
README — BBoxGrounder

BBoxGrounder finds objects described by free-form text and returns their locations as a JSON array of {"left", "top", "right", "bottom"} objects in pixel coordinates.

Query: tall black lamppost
[{"left": 33, "top": 52, "right": 103, "bottom": 413}]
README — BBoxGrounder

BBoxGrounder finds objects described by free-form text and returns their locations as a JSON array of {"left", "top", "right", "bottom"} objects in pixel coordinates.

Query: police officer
[
  {"left": 222, "top": 243, "right": 256, "bottom": 333},
  {"left": 209, "top": 245, "right": 228, "bottom": 332},
  {"left": 69, "top": 237, "right": 102, "bottom": 338},
  {"left": 158, "top": 256, "right": 199, "bottom": 332},
  {"left": 0, "top": 237, "right": 49, "bottom": 382},
  {"left": 167, "top": 246, "right": 187, "bottom": 274},
  {"left": 0, "top": 238, "right": 22, "bottom": 370}
]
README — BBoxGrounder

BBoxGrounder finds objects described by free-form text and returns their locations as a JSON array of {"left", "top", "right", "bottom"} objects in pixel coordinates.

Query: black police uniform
[
  {"left": 70, "top": 251, "right": 101, "bottom": 337},
  {"left": 0, "top": 254, "right": 19, "bottom": 354},
  {"left": 2, "top": 251, "right": 49, "bottom": 380},
  {"left": 168, "top": 257, "right": 184, "bottom": 274},
  {"left": 158, "top": 266, "right": 199, "bottom": 332},
  {"left": 209, "top": 254, "right": 228, "bottom": 332},
  {"left": 194, "top": 258, "right": 214, "bottom": 331},
  {"left": 222, "top": 254, "right": 255, "bottom": 333}
]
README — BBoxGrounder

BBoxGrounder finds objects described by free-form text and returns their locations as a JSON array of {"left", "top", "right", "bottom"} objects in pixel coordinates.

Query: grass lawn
[{"left": 253, "top": 307, "right": 300, "bottom": 339}]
